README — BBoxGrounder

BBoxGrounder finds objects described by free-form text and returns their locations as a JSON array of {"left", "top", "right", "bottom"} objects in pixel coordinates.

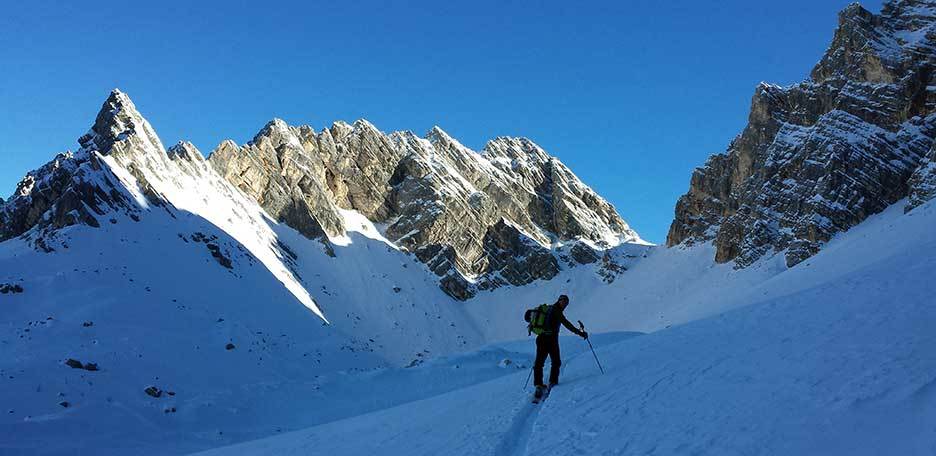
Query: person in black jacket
[{"left": 533, "top": 294, "right": 588, "bottom": 395}]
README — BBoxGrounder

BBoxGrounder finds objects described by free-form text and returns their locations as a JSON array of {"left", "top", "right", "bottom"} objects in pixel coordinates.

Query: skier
[{"left": 531, "top": 294, "right": 588, "bottom": 400}]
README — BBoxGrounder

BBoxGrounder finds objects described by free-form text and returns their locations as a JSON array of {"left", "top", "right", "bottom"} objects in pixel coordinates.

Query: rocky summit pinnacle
[
  {"left": 0, "top": 89, "right": 178, "bottom": 246},
  {"left": 667, "top": 0, "right": 936, "bottom": 268},
  {"left": 78, "top": 89, "right": 165, "bottom": 160}
]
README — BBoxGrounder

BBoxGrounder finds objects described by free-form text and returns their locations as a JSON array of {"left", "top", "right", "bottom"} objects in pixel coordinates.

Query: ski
[{"left": 531, "top": 384, "right": 553, "bottom": 404}]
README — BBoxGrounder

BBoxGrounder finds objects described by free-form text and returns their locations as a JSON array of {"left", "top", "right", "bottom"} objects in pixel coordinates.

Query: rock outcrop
[
  {"left": 668, "top": 0, "right": 936, "bottom": 267},
  {"left": 907, "top": 144, "right": 936, "bottom": 211}
]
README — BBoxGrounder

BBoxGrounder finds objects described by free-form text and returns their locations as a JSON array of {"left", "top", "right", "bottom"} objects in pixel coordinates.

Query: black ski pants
[{"left": 533, "top": 334, "right": 561, "bottom": 386}]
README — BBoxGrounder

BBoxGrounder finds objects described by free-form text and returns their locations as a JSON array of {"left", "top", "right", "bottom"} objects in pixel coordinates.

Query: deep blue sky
[{"left": 0, "top": 0, "right": 883, "bottom": 243}]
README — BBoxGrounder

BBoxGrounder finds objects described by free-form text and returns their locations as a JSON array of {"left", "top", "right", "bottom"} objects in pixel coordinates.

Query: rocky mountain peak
[
  {"left": 426, "top": 126, "right": 460, "bottom": 147},
  {"left": 329, "top": 120, "right": 354, "bottom": 141},
  {"left": 811, "top": 3, "right": 889, "bottom": 84},
  {"left": 78, "top": 89, "right": 165, "bottom": 160},
  {"left": 252, "top": 118, "right": 293, "bottom": 142},
  {"left": 0, "top": 90, "right": 174, "bottom": 246},
  {"left": 482, "top": 136, "right": 551, "bottom": 164},
  {"left": 668, "top": 1, "right": 936, "bottom": 268},
  {"left": 351, "top": 118, "right": 379, "bottom": 132},
  {"left": 166, "top": 141, "right": 207, "bottom": 169},
  {"left": 812, "top": 0, "right": 935, "bottom": 84},
  {"left": 2, "top": 88, "right": 643, "bottom": 299}
]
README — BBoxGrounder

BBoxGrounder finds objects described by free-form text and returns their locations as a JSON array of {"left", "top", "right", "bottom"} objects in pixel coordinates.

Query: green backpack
[{"left": 524, "top": 304, "right": 553, "bottom": 336}]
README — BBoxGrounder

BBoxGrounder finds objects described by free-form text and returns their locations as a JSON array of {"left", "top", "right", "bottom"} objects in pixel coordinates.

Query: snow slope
[
  {"left": 0, "top": 197, "right": 500, "bottom": 454},
  {"left": 193, "top": 198, "right": 936, "bottom": 455}
]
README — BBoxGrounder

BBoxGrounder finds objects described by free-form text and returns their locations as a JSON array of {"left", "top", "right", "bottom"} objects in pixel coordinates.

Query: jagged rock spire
[
  {"left": 167, "top": 141, "right": 203, "bottom": 162},
  {"left": 78, "top": 89, "right": 166, "bottom": 159},
  {"left": 1, "top": 90, "right": 176, "bottom": 245}
]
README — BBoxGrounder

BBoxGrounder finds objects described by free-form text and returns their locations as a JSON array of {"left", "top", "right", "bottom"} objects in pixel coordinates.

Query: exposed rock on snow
[
  {"left": 63, "top": 358, "right": 97, "bottom": 371},
  {"left": 144, "top": 386, "right": 162, "bottom": 398},
  {"left": 0, "top": 283, "right": 24, "bottom": 294},
  {"left": 668, "top": 0, "right": 936, "bottom": 267},
  {"left": 907, "top": 144, "right": 936, "bottom": 211},
  {"left": 596, "top": 251, "right": 627, "bottom": 283},
  {"left": 0, "top": 150, "right": 132, "bottom": 246}
]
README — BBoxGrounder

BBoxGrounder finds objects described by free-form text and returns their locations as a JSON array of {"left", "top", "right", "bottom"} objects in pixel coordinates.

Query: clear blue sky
[{"left": 0, "top": 0, "right": 883, "bottom": 244}]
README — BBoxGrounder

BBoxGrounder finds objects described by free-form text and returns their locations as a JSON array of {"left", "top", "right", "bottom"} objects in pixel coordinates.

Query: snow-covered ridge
[{"left": 1, "top": 88, "right": 643, "bottom": 301}]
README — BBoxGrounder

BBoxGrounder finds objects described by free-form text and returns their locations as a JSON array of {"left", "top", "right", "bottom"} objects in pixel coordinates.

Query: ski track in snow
[
  {"left": 493, "top": 398, "right": 539, "bottom": 456},
  {"left": 494, "top": 345, "right": 594, "bottom": 456}
]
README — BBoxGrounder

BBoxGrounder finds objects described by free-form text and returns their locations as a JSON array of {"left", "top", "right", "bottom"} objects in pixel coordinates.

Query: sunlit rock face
[{"left": 207, "top": 119, "right": 642, "bottom": 299}]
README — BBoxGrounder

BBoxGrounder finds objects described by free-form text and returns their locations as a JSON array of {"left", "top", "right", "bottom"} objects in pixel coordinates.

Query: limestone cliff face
[
  {"left": 668, "top": 0, "right": 936, "bottom": 267},
  {"left": 208, "top": 119, "right": 345, "bottom": 240},
  {"left": 207, "top": 119, "right": 642, "bottom": 299}
]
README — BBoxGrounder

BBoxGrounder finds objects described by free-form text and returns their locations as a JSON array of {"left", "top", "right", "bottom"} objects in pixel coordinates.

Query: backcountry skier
[{"left": 526, "top": 294, "right": 588, "bottom": 400}]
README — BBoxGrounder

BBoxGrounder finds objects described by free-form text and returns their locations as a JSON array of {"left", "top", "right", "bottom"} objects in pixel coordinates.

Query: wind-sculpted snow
[{"left": 668, "top": 0, "right": 936, "bottom": 268}]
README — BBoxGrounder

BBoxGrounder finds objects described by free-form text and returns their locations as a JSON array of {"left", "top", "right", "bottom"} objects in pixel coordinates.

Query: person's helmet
[{"left": 557, "top": 294, "right": 570, "bottom": 307}]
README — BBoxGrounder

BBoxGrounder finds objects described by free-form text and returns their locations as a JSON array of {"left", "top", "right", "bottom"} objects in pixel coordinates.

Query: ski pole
[
  {"left": 523, "top": 365, "right": 533, "bottom": 391},
  {"left": 578, "top": 320, "right": 605, "bottom": 375}
]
